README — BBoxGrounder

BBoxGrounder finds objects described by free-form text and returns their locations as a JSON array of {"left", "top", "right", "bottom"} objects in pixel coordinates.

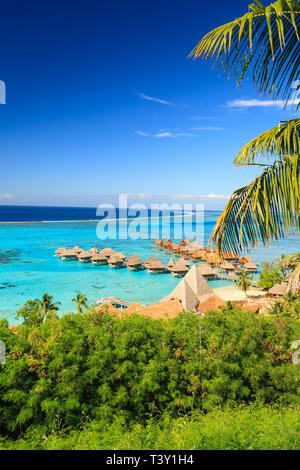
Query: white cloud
[
  {"left": 169, "top": 194, "right": 229, "bottom": 200},
  {"left": 136, "top": 130, "right": 195, "bottom": 138},
  {"left": 138, "top": 93, "right": 173, "bottom": 106},
  {"left": 191, "top": 126, "right": 223, "bottom": 131},
  {"left": 227, "top": 98, "right": 300, "bottom": 108},
  {"left": 0, "top": 193, "right": 14, "bottom": 200}
]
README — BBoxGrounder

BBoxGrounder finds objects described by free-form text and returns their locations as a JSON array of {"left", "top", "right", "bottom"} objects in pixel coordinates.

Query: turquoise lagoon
[{"left": 1, "top": 211, "right": 300, "bottom": 323}]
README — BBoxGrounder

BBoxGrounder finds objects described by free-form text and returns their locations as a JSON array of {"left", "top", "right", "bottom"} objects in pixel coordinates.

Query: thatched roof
[
  {"left": 147, "top": 257, "right": 166, "bottom": 270},
  {"left": 108, "top": 254, "right": 124, "bottom": 264},
  {"left": 268, "top": 283, "right": 288, "bottom": 296},
  {"left": 219, "top": 261, "right": 236, "bottom": 271},
  {"left": 144, "top": 256, "right": 158, "bottom": 266},
  {"left": 206, "top": 253, "right": 216, "bottom": 264},
  {"left": 122, "top": 299, "right": 182, "bottom": 319},
  {"left": 171, "top": 261, "right": 189, "bottom": 274},
  {"left": 161, "top": 265, "right": 219, "bottom": 312},
  {"left": 192, "top": 249, "right": 207, "bottom": 260},
  {"left": 62, "top": 249, "right": 77, "bottom": 258},
  {"left": 126, "top": 254, "right": 142, "bottom": 266},
  {"left": 223, "top": 251, "right": 239, "bottom": 260},
  {"left": 153, "top": 239, "right": 164, "bottom": 246},
  {"left": 55, "top": 247, "right": 67, "bottom": 254},
  {"left": 197, "top": 263, "right": 215, "bottom": 277},
  {"left": 178, "top": 257, "right": 190, "bottom": 267},
  {"left": 197, "top": 294, "right": 225, "bottom": 314},
  {"left": 168, "top": 257, "right": 175, "bottom": 268},
  {"left": 73, "top": 246, "right": 83, "bottom": 253},
  {"left": 244, "top": 261, "right": 258, "bottom": 271},
  {"left": 239, "top": 255, "right": 253, "bottom": 265},
  {"left": 89, "top": 247, "right": 99, "bottom": 254},
  {"left": 115, "top": 252, "right": 126, "bottom": 259},
  {"left": 78, "top": 251, "right": 92, "bottom": 259},
  {"left": 179, "top": 239, "right": 190, "bottom": 246},
  {"left": 100, "top": 248, "right": 116, "bottom": 257},
  {"left": 91, "top": 253, "right": 107, "bottom": 262}
]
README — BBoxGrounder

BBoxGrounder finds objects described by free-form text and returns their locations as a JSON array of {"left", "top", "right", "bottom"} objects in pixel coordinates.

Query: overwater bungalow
[
  {"left": 77, "top": 251, "right": 93, "bottom": 263},
  {"left": 171, "top": 260, "right": 189, "bottom": 277},
  {"left": 146, "top": 257, "right": 168, "bottom": 274},
  {"left": 244, "top": 261, "right": 258, "bottom": 273},
  {"left": 223, "top": 251, "right": 239, "bottom": 262},
  {"left": 55, "top": 247, "right": 67, "bottom": 257},
  {"left": 108, "top": 254, "right": 125, "bottom": 268},
  {"left": 144, "top": 256, "right": 158, "bottom": 268},
  {"left": 197, "top": 263, "right": 216, "bottom": 279},
  {"left": 153, "top": 239, "right": 163, "bottom": 247},
  {"left": 91, "top": 253, "right": 108, "bottom": 265},
  {"left": 126, "top": 254, "right": 143, "bottom": 271},
  {"left": 206, "top": 253, "right": 216, "bottom": 265},
  {"left": 115, "top": 252, "right": 126, "bottom": 260},
  {"left": 179, "top": 239, "right": 190, "bottom": 246},
  {"left": 61, "top": 249, "right": 78, "bottom": 260},
  {"left": 168, "top": 257, "right": 175, "bottom": 269},
  {"left": 191, "top": 249, "right": 207, "bottom": 261},
  {"left": 219, "top": 261, "right": 236, "bottom": 272},
  {"left": 239, "top": 255, "right": 253, "bottom": 266}
]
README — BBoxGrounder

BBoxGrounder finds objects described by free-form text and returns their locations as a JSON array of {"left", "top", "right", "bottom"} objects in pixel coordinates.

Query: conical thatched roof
[
  {"left": 269, "top": 283, "right": 288, "bottom": 296},
  {"left": 73, "top": 246, "right": 83, "bottom": 253},
  {"left": 100, "top": 248, "right": 116, "bottom": 258},
  {"left": 171, "top": 261, "right": 189, "bottom": 275},
  {"left": 161, "top": 265, "right": 218, "bottom": 312},
  {"left": 89, "top": 247, "right": 99, "bottom": 254},
  {"left": 223, "top": 251, "right": 239, "bottom": 260},
  {"left": 153, "top": 239, "right": 163, "bottom": 246},
  {"left": 179, "top": 239, "right": 190, "bottom": 246},
  {"left": 178, "top": 257, "right": 190, "bottom": 267},
  {"left": 239, "top": 255, "right": 253, "bottom": 265},
  {"left": 126, "top": 254, "right": 142, "bottom": 266},
  {"left": 62, "top": 249, "right": 77, "bottom": 258},
  {"left": 168, "top": 257, "right": 175, "bottom": 268},
  {"left": 144, "top": 256, "right": 158, "bottom": 267},
  {"left": 206, "top": 253, "right": 216, "bottom": 264}
]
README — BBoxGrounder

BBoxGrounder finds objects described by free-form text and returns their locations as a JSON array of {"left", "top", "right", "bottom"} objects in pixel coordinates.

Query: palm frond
[
  {"left": 190, "top": 0, "right": 300, "bottom": 106},
  {"left": 210, "top": 154, "right": 300, "bottom": 257},
  {"left": 234, "top": 117, "right": 300, "bottom": 165}
]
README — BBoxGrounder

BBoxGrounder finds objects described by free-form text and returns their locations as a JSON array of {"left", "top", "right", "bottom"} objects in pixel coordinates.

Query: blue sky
[{"left": 0, "top": 0, "right": 298, "bottom": 209}]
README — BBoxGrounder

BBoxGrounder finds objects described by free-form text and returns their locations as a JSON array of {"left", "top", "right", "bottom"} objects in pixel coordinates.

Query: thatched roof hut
[
  {"left": 144, "top": 256, "right": 158, "bottom": 267},
  {"left": 206, "top": 253, "right": 216, "bottom": 265},
  {"left": 239, "top": 255, "right": 253, "bottom": 265},
  {"left": 108, "top": 254, "right": 125, "bottom": 268},
  {"left": 55, "top": 247, "right": 67, "bottom": 257},
  {"left": 89, "top": 246, "right": 99, "bottom": 254},
  {"left": 73, "top": 246, "right": 83, "bottom": 254},
  {"left": 123, "top": 299, "right": 182, "bottom": 319},
  {"left": 61, "top": 249, "right": 78, "bottom": 260},
  {"left": 91, "top": 253, "right": 108, "bottom": 265},
  {"left": 115, "top": 252, "right": 126, "bottom": 260},
  {"left": 197, "top": 263, "right": 215, "bottom": 278},
  {"left": 96, "top": 296, "right": 130, "bottom": 309},
  {"left": 168, "top": 257, "right": 175, "bottom": 268},
  {"left": 244, "top": 261, "right": 258, "bottom": 272},
  {"left": 268, "top": 283, "right": 288, "bottom": 297},
  {"left": 223, "top": 251, "right": 239, "bottom": 261},
  {"left": 161, "top": 265, "right": 224, "bottom": 313},
  {"left": 146, "top": 257, "right": 167, "bottom": 273},
  {"left": 179, "top": 239, "right": 190, "bottom": 246},
  {"left": 126, "top": 254, "right": 143, "bottom": 270},
  {"left": 219, "top": 261, "right": 236, "bottom": 272},
  {"left": 100, "top": 248, "right": 116, "bottom": 258},
  {"left": 171, "top": 260, "right": 189, "bottom": 277},
  {"left": 192, "top": 249, "right": 207, "bottom": 260},
  {"left": 77, "top": 251, "right": 93, "bottom": 262},
  {"left": 153, "top": 239, "right": 164, "bottom": 247}
]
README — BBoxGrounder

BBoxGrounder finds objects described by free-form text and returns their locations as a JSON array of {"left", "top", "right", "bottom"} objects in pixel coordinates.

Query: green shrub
[{"left": 0, "top": 308, "right": 299, "bottom": 440}]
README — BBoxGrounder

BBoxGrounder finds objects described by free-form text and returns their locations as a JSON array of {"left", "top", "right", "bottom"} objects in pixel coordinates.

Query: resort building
[
  {"left": 100, "top": 248, "right": 116, "bottom": 259},
  {"left": 171, "top": 260, "right": 189, "bottom": 277},
  {"left": 61, "top": 249, "right": 78, "bottom": 260},
  {"left": 73, "top": 246, "right": 83, "bottom": 254},
  {"left": 77, "top": 251, "right": 93, "bottom": 262},
  {"left": 243, "top": 261, "right": 258, "bottom": 272},
  {"left": 197, "top": 263, "right": 216, "bottom": 279},
  {"left": 125, "top": 254, "right": 143, "bottom": 271},
  {"left": 219, "top": 261, "right": 236, "bottom": 272},
  {"left": 89, "top": 247, "right": 99, "bottom": 255},
  {"left": 146, "top": 257, "right": 167, "bottom": 274},
  {"left": 268, "top": 283, "right": 288, "bottom": 297},
  {"left": 55, "top": 247, "right": 67, "bottom": 257},
  {"left": 108, "top": 254, "right": 125, "bottom": 268},
  {"left": 91, "top": 253, "right": 108, "bottom": 265}
]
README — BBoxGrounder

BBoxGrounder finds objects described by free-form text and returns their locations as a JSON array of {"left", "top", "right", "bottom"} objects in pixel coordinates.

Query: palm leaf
[
  {"left": 234, "top": 117, "right": 300, "bottom": 165},
  {"left": 190, "top": 0, "right": 300, "bottom": 106},
  {"left": 210, "top": 154, "right": 300, "bottom": 258}
]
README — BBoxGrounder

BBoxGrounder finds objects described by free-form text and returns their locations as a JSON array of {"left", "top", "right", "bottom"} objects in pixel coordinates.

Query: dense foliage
[
  {"left": 1, "top": 405, "right": 300, "bottom": 450},
  {"left": 0, "top": 307, "right": 300, "bottom": 444},
  {"left": 259, "top": 261, "right": 285, "bottom": 290}
]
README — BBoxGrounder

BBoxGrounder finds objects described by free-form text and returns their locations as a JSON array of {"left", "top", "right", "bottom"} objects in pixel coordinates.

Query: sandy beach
[{"left": 214, "top": 284, "right": 265, "bottom": 301}]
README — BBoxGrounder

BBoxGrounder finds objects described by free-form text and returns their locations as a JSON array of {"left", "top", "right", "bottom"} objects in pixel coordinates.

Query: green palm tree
[
  {"left": 42, "top": 293, "right": 61, "bottom": 315},
  {"left": 268, "top": 301, "right": 284, "bottom": 315},
  {"left": 190, "top": 0, "right": 300, "bottom": 291},
  {"left": 236, "top": 270, "right": 253, "bottom": 296},
  {"left": 72, "top": 293, "right": 88, "bottom": 313}
]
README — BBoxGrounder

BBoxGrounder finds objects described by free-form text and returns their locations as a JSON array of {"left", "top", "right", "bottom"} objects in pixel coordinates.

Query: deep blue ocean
[{"left": 1, "top": 205, "right": 300, "bottom": 324}]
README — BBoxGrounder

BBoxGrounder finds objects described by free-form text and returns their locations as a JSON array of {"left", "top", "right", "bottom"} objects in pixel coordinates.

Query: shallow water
[{"left": 1, "top": 210, "right": 300, "bottom": 323}]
